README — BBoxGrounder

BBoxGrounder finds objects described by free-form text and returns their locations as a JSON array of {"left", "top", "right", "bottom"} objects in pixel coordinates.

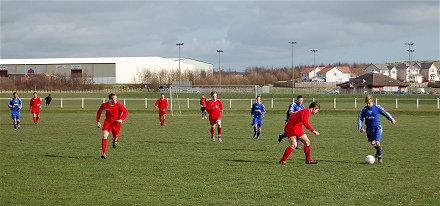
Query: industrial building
[{"left": 0, "top": 57, "right": 213, "bottom": 84}]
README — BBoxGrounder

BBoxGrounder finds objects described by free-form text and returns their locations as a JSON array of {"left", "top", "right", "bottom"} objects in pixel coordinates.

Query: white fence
[{"left": 2, "top": 97, "right": 439, "bottom": 110}]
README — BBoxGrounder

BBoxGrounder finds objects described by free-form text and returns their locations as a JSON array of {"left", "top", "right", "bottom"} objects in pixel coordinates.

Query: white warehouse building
[{"left": 0, "top": 57, "right": 214, "bottom": 84}]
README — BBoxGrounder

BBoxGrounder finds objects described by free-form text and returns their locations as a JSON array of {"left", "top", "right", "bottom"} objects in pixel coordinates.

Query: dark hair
[
  {"left": 308, "top": 102, "right": 320, "bottom": 109},
  {"left": 33, "top": 92, "right": 37, "bottom": 95},
  {"left": 256, "top": 95, "right": 261, "bottom": 99},
  {"left": 13, "top": 92, "right": 17, "bottom": 96},
  {"left": 296, "top": 95, "right": 303, "bottom": 100},
  {"left": 108, "top": 93, "right": 116, "bottom": 100},
  {"left": 160, "top": 93, "right": 164, "bottom": 96},
  {"left": 211, "top": 91, "right": 217, "bottom": 97}
]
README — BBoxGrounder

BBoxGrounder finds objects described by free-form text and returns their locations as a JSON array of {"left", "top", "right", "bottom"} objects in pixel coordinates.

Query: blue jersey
[
  {"left": 8, "top": 98, "right": 22, "bottom": 112},
  {"left": 285, "top": 102, "right": 305, "bottom": 123},
  {"left": 251, "top": 103, "right": 266, "bottom": 118},
  {"left": 357, "top": 104, "right": 394, "bottom": 131}
]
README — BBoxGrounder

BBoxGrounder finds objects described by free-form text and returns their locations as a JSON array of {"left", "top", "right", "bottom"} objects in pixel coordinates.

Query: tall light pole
[
  {"left": 310, "top": 49, "right": 318, "bottom": 94},
  {"left": 217, "top": 50, "right": 223, "bottom": 90},
  {"left": 405, "top": 42, "right": 414, "bottom": 94},
  {"left": 176, "top": 43, "right": 183, "bottom": 86},
  {"left": 288, "top": 41, "right": 297, "bottom": 94}
]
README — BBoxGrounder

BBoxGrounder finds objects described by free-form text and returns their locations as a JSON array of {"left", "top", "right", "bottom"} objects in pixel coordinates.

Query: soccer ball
[{"left": 365, "top": 155, "right": 375, "bottom": 164}]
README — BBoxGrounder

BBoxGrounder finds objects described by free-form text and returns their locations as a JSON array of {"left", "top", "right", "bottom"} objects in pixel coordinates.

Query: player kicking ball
[{"left": 357, "top": 95, "right": 395, "bottom": 164}]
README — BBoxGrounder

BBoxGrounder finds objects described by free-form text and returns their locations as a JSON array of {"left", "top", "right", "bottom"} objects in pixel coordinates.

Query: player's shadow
[
  {"left": 135, "top": 140, "right": 190, "bottom": 144},
  {"left": 316, "top": 159, "right": 356, "bottom": 164},
  {"left": 222, "top": 159, "right": 271, "bottom": 164},
  {"left": 218, "top": 148, "right": 266, "bottom": 152},
  {"left": 44, "top": 154, "right": 94, "bottom": 159}
]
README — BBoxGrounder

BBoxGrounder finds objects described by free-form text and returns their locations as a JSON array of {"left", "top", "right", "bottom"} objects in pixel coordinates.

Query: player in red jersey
[
  {"left": 29, "top": 92, "right": 42, "bottom": 125},
  {"left": 279, "top": 102, "right": 320, "bottom": 165},
  {"left": 206, "top": 91, "right": 223, "bottom": 142},
  {"left": 200, "top": 93, "right": 208, "bottom": 119},
  {"left": 154, "top": 93, "right": 169, "bottom": 126},
  {"left": 96, "top": 93, "right": 128, "bottom": 159}
]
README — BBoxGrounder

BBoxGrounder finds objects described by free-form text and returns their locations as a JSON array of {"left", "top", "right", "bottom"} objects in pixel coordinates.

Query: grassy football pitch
[{"left": 1, "top": 94, "right": 439, "bottom": 205}]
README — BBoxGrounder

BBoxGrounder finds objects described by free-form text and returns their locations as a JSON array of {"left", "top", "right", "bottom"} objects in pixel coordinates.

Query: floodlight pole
[
  {"left": 310, "top": 49, "right": 318, "bottom": 94},
  {"left": 405, "top": 42, "right": 414, "bottom": 94},
  {"left": 176, "top": 43, "right": 183, "bottom": 86},
  {"left": 288, "top": 41, "right": 297, "bottom": 94},
  {"left": 217, "top": 50, "right": 223, "bottom": 91}
]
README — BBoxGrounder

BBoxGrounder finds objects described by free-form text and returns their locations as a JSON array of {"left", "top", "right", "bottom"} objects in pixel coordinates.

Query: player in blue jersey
[
  {"left": 251, "top": 95, "right": 266, "bottom": 139},
  {"left": 358, "top": 95, "right": 396, "bottom": 164},
  {"left": 8, "top": 92, "right": 23, "bottom": 130},
  {"left": 278, "top": 95, "right": 305, "bottom": 149}
]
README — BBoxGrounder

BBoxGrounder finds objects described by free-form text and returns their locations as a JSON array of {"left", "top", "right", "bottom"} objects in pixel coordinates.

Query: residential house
[
  {"left": 300, "top": 67, "right": 322, "bottom": 82},
  {"left": 395, "top": 63, "right": 423, "bottom": 83},
  {"left": 337, "top": 71, "right": 409, "bottom": 94},
  {"left": 363, "top": 64, "right": 398, "bottom": 80},
  {"left": 316, "top": 66, "right": 351, "bottom": 83},
  {"left": 415, "top": 62, "right": 439, "bottom": 82}
]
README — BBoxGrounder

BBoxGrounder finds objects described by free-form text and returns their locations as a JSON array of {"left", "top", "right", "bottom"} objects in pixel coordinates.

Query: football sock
[
  {"left": 210, "top": 128, "right": 215, "bottom": 136},
  {"left": 253, "top": 127, "right": 257, "bottom": 137},
  {"left": 296, "top": 139, "right": 300, "bottom": 146},
  {"left": 33, "top": 117, "right": 36, "bottom": 122},
  {"left": 376, "top": 146, "right": 383, "bottom": 160},
  {"left": 102, "top": 139, "right": 108, "bottom": 154},
  {"left": 280, "top": 146, "right": 294, "bottom": 162},
  {"left": 218, "top": 127, "right": 222, "bottom": 136},
  {"left": 13, "top": 123, "right": 17, "bottom": 129},
  {"left": 304, "top": 145, "right": 311, "bottom": 162},
  {"left": 257, "top": 129, "right": 261, "bottom": 138}
]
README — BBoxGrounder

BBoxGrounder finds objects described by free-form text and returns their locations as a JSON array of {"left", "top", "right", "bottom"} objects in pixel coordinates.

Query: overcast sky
[{"left": 1, "top": 0, "right": 439, "bottom": 71}]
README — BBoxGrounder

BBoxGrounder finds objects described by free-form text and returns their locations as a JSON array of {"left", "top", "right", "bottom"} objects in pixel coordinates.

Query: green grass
[{"left": 0, "top": 94, "right": 439, "bottom": 205}]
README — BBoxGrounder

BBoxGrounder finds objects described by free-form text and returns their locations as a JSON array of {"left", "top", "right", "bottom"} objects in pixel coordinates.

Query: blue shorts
[
  {"left": 252, "top": 116, "right": 263, "bottom": 128},
  {"left": 366, "top": 125, "right": 382, "bottom": 142},
  {"left": 11, "top": 111, "right": 21, "bottom": 120}
]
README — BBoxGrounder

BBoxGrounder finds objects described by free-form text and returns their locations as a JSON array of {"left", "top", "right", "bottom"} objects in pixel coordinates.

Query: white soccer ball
[{"left": 365, "top": 155, "right": 375, "bottom": 164}]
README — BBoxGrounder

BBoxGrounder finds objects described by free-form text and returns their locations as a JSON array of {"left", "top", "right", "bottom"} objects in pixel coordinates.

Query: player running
[
  {"left": 8, "top": 92, "right": 22, "bottom": 130},
  {"left": 251, "top": 95, "right": 266, "bottom": 139},
  {"left": 358, "top": 95, "right": 396, "bottom": 164},
  {"left": 29, "top": 92, "right": 42, "bottom": 125},
  {"left": 279, "top": 102, "right": 321, "bottom": 165},
  {"left": 96, "top": 93, "right": 128, "bottom": 159},
  {"left": 154, "top": 93, "right": 169, "bottom": 126},
  {"left": 206, "top": 91, "right": 223, "bottom": 142},
  {"left": 278, "top": 95, "right": 305, "bottom": 150}
]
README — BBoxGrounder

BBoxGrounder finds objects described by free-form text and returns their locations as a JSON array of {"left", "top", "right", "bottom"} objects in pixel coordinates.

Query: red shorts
[
  {"left": 209, "top": 117, "right": 221, "bottom": 126},
  {"left": 32, "top": 108, "right": 40, "bottom": 114},
  {"left": 284, "top": 127, "right": 305, "bottom": 138},
  {"left": 159, "top": 110, "right": 167, "bottom": 117},
  {"left": 102, "top": 121, "right": 121, "bottom": 135}
]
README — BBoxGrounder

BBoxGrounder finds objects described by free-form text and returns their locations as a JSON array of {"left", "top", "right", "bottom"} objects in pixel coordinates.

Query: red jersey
[
  {"left": 284, "top": 108, "right": 315, "bottom": 133},
  {"left": 206, "top": 99, "right": 223, "bottom": 119},
  {"left": 155, "top": 98, "right": 168, "bottom": 111},
  {"left": 30, "top": 97, "right": 42, "bottom": 109},
  {"left": 200, "top": 97, "right": 207, "bottom": 107},
  {"left": 96, "top": 102, "right": 128, "bottom": 123}
]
